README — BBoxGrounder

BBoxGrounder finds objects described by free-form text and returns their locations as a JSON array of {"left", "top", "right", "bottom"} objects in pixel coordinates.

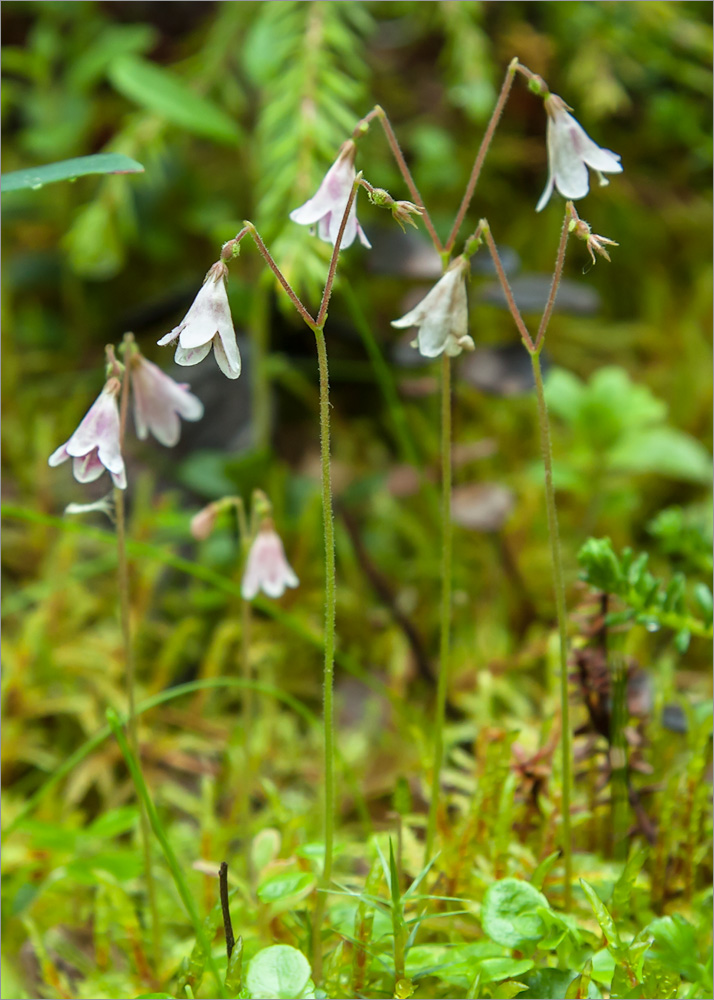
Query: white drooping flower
[
  {"left": 536, "top": 94, "right": 622, "bottom": 212},
  {"left": 241, "top": 521, "right": 299, "bottom": 600},
  {"left": 391, "top": 255, "right": 474, "bottom": 358},
  {"left": 130, "top": 353, "right": 204, "bottom": 447},
  {"left": 48, "top": 378, "right": 127, "bottom": 489},
  {"left": 157, "top": 261, "right": 241, "bottom": 379},
  {"left": 289, "top": 140, "right": 371, "bottom": 250}
]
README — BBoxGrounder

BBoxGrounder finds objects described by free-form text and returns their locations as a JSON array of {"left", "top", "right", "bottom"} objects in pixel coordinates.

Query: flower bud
[{"left": 191, "top": 502, "right": 219, "bottom": 541}]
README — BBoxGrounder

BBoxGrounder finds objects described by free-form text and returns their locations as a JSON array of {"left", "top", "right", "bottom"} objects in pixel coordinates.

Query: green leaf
[
  {"left": 544, "top": 368, "right": 585, "bottom": 422},
  {"left": 610, "top": 847, "right": 648, "bottom": 917},
  {"left": 225, "top": 936, "right": 243, "bottom": 995},
  {"left": 578, "top": 538, "right": 623, "bottom": 593},
  {"left": 256, "top": 871, "right": 315, "bottom": 905},
  {"left": 108, "top": 55, "right": 241, "bottom": 144},
  {"left": 519, "top": 968, "right": 581, "bottom": 999},
  {"left": 63, "top": 199, "right": 124, "bottom": 280},
  {"left": 245, "top": 945, "right": 313, "bottom": 1000},
  {"left": 531, "top": 851, "right": 561, "bottom": 891},
  {"left": 694, "top": 584, "right": 713, "bottom": 627},
  {"left": 85, "top": 806, "right": 138, "bottom": 840},
  {"left": 2, "top": 153, "right": 144, "bottom": 193},
  {"left": 609, "top": 427, "right": 712, "bottom": 484},
  {"left": 479, "top": 957, "right": 534, "bottom": 983},
  {"left": 580, "top": 880, "right": 621, "bottom": 949},
  {"left": 481, "top": 878, "right": 550, "bottom": 949},
  {"left": 647, "top": 915, "right": 702, "bottom": 982}
]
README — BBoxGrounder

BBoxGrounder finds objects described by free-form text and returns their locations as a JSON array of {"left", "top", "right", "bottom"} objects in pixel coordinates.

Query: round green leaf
[
  {"left": 245, "top": 945, "right": 312, "bottom": 1000},
  {"left": 481, "top": 878, "right": 550, "bottom": 948}
]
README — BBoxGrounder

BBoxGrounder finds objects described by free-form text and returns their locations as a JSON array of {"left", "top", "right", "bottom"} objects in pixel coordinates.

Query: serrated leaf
[
  {"left": 2, "top": 153, "right": 144, "bottom": 193},
  {"left": 108, "top": 55, "right": 241, "bottom": 144}
]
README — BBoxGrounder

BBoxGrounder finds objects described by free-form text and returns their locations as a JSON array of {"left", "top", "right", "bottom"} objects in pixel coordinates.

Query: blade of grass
[{"left": 106, "top": 707, "right": 225, "bottom": 999}]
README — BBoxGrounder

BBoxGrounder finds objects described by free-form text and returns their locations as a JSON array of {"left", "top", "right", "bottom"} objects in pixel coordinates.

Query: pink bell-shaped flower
[
  {"left": 536, "top": 94, "right": 622, "bottom": 212},
  {"left": 241, "top": 521, "right": 299, "bottom": 600},
  {"left": 391, "top": 256, "right": 474, "bottom": 358},
  {"left": 158, "top": 261, "right": 241, "bottom": 379},
  {"left": 130, "top": 354, "right": 204, "bottom": 447},
  {"left": 48, "top": 378, "right": 127, "bottom": 489},
  {"left": 290, "top": 140, "right": 371, "bottom": 249}
]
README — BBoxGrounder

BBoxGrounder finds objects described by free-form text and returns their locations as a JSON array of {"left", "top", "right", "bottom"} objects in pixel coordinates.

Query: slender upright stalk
[
  {"left": 311, "top": 327, "right": 336, "bottom": 982},
  {"left": 530, "top": 352, "right": 573, "bottom": 906},
  {"left": 479, "top": 215, "right": 574, "bottom": 905},
  {"left": 425, "top": 354, "right": 453, "bottom": 863},
  {"left": 444, "top": 59, "right": 518, "bottom": 253},
  {"left": 114, "top": 361, "right": 161, "bottom": 967},
  {"left": 308, "top": 179, "right": 359, "bottom": 983}
]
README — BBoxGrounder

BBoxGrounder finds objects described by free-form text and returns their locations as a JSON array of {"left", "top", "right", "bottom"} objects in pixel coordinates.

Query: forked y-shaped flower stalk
[
  {"left": 224, "top": 178, "right": 361, "bottom": 982},
  {"left": 476, "top": 206, "right": 577, "bottom": 907}
]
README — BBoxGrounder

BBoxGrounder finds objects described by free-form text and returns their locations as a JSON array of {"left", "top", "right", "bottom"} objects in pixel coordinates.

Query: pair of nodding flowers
[{"left": 48, "top": 347, "right": 204, "bottom": 490}]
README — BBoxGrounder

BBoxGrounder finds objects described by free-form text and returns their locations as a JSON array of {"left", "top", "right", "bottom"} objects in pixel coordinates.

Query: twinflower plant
[{"left": 47, "top": 332, "right": 207, "bottom": 966}]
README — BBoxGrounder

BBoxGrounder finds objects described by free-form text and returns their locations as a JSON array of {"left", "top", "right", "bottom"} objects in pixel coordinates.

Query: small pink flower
[
  {"left": 290, "top": 141, "right": 371, "bottom": 249},
  {"left": 536, "top": 94, "right": 622, "bottom": 212},
  {"left": 391, "top": 256, "right": 474, "bottom": 358},
  {"left": 48, "top": 378, "right": 126, "bottom": 489},
  {"left": 241, "top": 522, "right": 299, "bottom": 600},
  {"left": 131, "top": 354, "right": 204, "bottom": 447},
  {"left": 157, "top": 261, "right": 241, "bottom": 380}
]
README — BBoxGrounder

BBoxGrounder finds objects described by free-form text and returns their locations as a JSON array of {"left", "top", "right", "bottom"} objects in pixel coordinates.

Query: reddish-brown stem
[
  {"left": 534, "top": 205, "right": 573, "bottom": 351},
  {"left": 241, "top": 223, "right": 317, "bottom": 329},
  {"left": 445, "top": 61, "right": 518, "bottom": 252},
  {"left": 316, "top": 177, "right": 360, "bottom": 328},
  {"left": 352, "top": 107, "right": 381, "bottom": 139},
  {"left": 373, "top": 106, "right": 443, "bottom": 252},
  {"left": 481, "top": 222, "right": 535, "bottom": 352}
]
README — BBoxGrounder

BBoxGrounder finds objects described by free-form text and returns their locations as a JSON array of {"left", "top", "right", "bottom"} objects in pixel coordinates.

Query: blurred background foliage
[{"left": 1, "top": 2, "right": 712, "bottom": 998}]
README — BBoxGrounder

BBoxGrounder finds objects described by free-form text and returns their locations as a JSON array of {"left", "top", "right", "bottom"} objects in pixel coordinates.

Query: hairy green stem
[
  {"left": 425, "top": 354, "right": 453, "bottom": 863},
  {"left": 530, "top": 352, "right": 573, "bottom": 907},
  {"left": 311, "top": 326, "right": 337, "bottom": 983},
  {"left": 115, "top": 364, "right": 160, "bottom": 968}
]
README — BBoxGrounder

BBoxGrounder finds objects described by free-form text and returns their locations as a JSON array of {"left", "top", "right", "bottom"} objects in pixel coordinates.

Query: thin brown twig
[
  {"left": 445, "top": 60, "right": 519, "bottom": 252},
  {"left": 219, "top": 861, "right": 236, "bottom": 960},
  {"left": 480, "top": 221, "right": 535, "bottom": 352}
]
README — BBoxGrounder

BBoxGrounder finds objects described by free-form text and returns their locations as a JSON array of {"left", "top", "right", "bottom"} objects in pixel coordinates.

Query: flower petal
[
  {"left": 212, "top": 331, "right": 242, "bottom": 380},
  {"left": 73, "top": 450, "right": 105, "bottom": 483},
  {"left": 48, "top": 443, "right": 70, "bottom": 467},
  {"left": 175, "top": 341, "right": 212, "bottom": 367}
]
